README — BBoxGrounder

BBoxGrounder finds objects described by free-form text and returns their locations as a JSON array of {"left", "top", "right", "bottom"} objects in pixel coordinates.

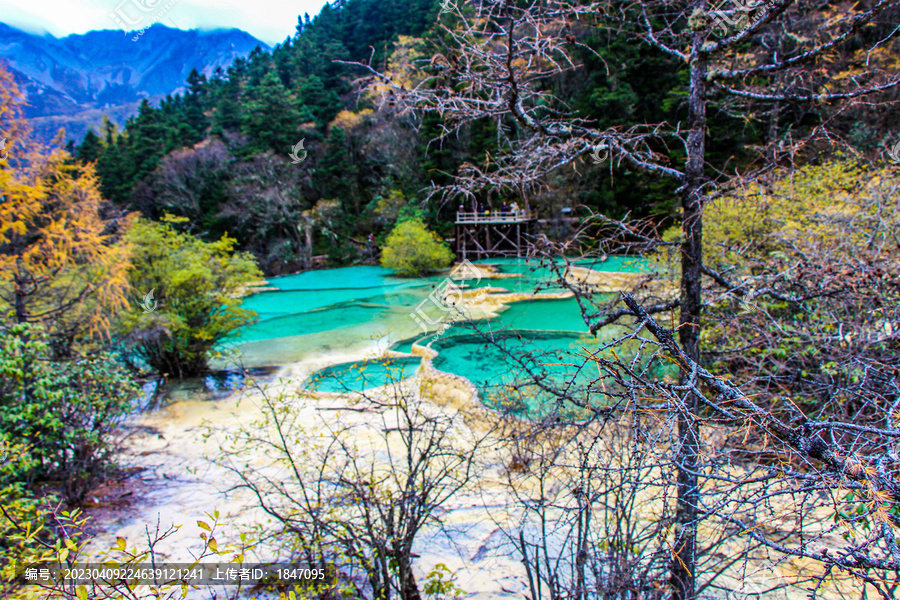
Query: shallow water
[
  {"left": 210, "top": 256, "right": 673, "bottom": 417},
  {"left": 218, "top": 257, "right": 647, "bottom": 370},
  {"left": 430, "top": 330, "right": 599, "bottom": 417},
  {"left": 304, "top": 356, "right": 422, "bottom": 392},
  {"left": 139, "top": 367, "right": 279, "bottom": 408},
  {"left": 302, "top": 328, "right": 606, "bottom": 415},
  {"left": 214, "top": 266, "right": 430, "bottom": 366},
  {"left": 426, "top": 326, "right": 671, "bottom": 415},
  {"left": 227, "top": 257, "right": 660, "bottom": 416}
]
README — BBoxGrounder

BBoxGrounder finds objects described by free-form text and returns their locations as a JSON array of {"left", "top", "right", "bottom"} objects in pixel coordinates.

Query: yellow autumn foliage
[
  {"left": 364, "top": 35, "right": 428, "bottom": 100},
  {"left": 0, "top": 64, "right": 132, "bottom": 347},
  {"left": 329, "top": 108, "right": 374, "bottom": 130},
  {"left": 703, "top": 161, "right": 899, "bottom": 264},
  {"left": 664, "top": 160, "right": 900, "bottom": 271}
]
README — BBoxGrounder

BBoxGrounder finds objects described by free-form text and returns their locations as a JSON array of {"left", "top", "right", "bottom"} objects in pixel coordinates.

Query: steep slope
[{"left": 0, "top": 22, "right": 269, "bottom": 139}]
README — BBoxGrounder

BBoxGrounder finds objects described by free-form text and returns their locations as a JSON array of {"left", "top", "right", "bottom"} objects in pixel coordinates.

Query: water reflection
[{"left": 137, "top": 367, "right": 279, "bottom": 409}]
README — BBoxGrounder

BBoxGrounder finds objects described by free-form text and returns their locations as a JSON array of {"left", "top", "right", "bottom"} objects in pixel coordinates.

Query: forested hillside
[{"left": 74, "top": 0, "right": 900, "bottom": 276}]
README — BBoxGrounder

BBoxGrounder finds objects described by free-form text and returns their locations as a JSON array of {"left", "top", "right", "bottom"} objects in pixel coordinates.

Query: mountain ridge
[{"left": 0, "top": 22, "right": 269, "bottom": 142}]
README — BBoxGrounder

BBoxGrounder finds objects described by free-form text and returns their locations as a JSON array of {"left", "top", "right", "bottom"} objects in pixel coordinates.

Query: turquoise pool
[
  {"left": 304, "top": 357, "right": 422, "bottom": 393},
  {"left": 218, "top": 257, "right": 667, "bottom": 413}
]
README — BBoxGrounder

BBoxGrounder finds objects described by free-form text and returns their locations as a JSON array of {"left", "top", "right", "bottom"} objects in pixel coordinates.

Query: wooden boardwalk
[{"left": 454, "top": 210, "right": 537, "bottom": 260}]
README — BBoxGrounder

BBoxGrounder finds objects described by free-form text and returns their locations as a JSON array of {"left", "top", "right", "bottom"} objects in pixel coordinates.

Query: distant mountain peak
[{"left": 0, "top": 22, "right": 269, "bottom": 143}]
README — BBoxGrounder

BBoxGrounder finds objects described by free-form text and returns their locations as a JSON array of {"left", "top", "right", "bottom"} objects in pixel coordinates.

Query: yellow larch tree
[{"left": 0, "top": 64, "right": 132, "bottom": 353}]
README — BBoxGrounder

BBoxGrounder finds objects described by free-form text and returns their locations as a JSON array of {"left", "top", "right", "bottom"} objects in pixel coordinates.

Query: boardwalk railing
[{"left": 455, "top": 210, "right": 534, "bottom": 224}]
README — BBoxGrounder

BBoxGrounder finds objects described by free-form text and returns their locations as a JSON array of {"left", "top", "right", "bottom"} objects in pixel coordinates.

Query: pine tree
[
  {"left": 182, "top": 68, "right": 210, "bottom": 145},
  {"left": 76, "top": 129, "right": 103, "bottom": 164},
  {"left": 241, "top": 69, "right": 305, "bottom": 154}
]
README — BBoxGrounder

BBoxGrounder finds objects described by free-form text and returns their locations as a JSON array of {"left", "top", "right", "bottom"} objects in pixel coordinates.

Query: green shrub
[
  {"left": 380, "top": 219, "right": 454, "bottom": 277},
  {"left": 0, "top": 323, "right": 136, "bottom": 504},
  {"left": 120, "top": 215, "right": 263, "bottom": 378}
]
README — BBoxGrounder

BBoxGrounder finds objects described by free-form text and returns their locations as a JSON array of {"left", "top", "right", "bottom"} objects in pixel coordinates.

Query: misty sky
[{"left": 0, "top": 0, "right": 329, "bottom": 45}]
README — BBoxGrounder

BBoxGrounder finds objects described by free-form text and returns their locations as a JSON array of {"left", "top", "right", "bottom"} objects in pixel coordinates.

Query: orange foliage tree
[{"left": 0, "top": 64, "right": 131, "bottom": 353}]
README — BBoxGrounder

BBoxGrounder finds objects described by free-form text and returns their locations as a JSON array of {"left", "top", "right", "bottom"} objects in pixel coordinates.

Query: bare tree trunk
[
  {"left": 14, "top": 256, "right": 29, "bottom": 325},
  {"left": 670, "top": 23, "right": 707, "bottom": 600},
  {"left": 300, "top": 214, "right": 314, "bottom": 270},
  {"left": 575, "top": 502, "right": 587, "bottom": 600},
  {"left": 397, "top": 550, "right": 421, "bottom": 600},
  {"left": 520, "top": 529, "right": 539, "bottom": 600},
  {"left": 304, "top": 224, "right": 313, "bottom": 269}
]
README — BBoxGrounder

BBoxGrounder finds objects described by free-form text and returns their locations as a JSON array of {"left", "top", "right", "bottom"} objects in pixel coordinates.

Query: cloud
[{"left": 0, "top": 0, "right": 329, "bottom": 45}]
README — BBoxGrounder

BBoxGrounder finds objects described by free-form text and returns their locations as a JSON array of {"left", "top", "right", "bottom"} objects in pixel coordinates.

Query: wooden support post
[
  {"left": 454, "top": 212, "right": 534, "bottom": 259},
  {"left": 516, "top": 223, "right": 521, "bottom": 258}
]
